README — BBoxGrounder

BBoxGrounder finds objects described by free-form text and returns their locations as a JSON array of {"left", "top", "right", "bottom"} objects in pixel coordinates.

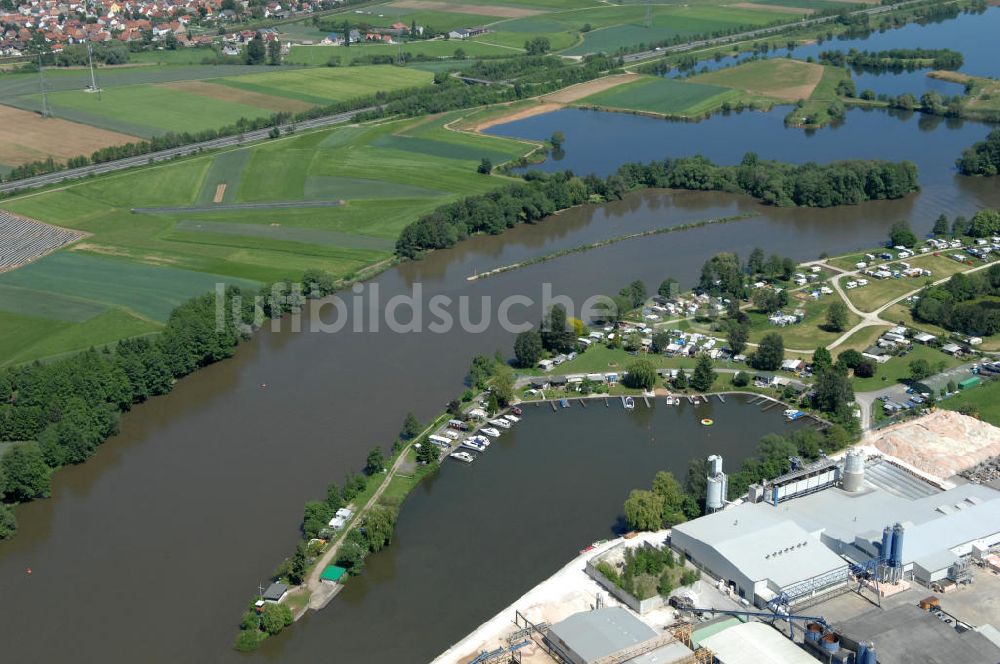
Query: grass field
[
  {"left": 0, "top": 111, "right": 533, "bottom": 365},
  {"left": 940, "top": 378, "right": 1000, "bottom": 425},
  {"left": 215, "top": 65, "right": 433, "bottom": 106},
  {"left": 283, "top": 40, "right": 518, "bottom": 65},
  {"left": 746, "top": 293, "right": 860, "bottom": 350},
  {"left": 690, "top": 58, "right": 825, "bottom": 101},
  {"left": 579, "top": 75, "right": 742, "bottom": 117},
  {"left": 849, "top": 343, "right": 964, "bottom": 392}
]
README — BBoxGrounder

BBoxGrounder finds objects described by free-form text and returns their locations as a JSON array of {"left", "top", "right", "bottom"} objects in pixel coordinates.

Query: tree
[
  {"left": 725, "top": 319, "right": 749, "bottom": 355},
  {"left": 651, "top": 331, "right": 671, "bottom": 354},
  {"left": 658, "top": 569, "right": 674, "bottom": 598},
  {"left": 245, "top": 34, "right": 266, "bottom": 65},
  {"left": 468, "top": 354, "right": 496, "bottom": 389},
  {"left": 0, "top": 504, "right": 16, "bottom": 540},
  {"left": 302, "top": 500, "right": 334, "bottom": 539},
  {"left": 540, "top": 305, "right": 576, "bottom": 353},
  {"left": 747, "top": 247, "right": 765, "bottom": 275},
  {"left": 619, "top": 280, "right": 647, "bottom": 308},
  {"left": 288, "top": 541, "right": 307, "bottom": 584},
  {"left": 260, "top": 602, "right": 293, "bottom": 635},
  {"left": 947, "top": 379, "right": 957, "bottom": 394},
  {"left": 932, "top": 214, "right": 950, "bottom": 236},
  {"left": 825, "top": 301, "right": 849, "bottom": 332},
  {"left": 1, "top": 443, "right": 50, "bottom": 502},
  {"left": 732, "top": 371, "right": 749, "bottom": 387},
  {"left": 657, "top": 277, "right": 679, "bottom": 299},
  {"left": 624, "top": 359, "right": 656, "bottom": 390},
  {"left": 673, "top": 369, "right": 688, "bottom": 390},
  {"left": 401, "top": 412, "right": 421, "bottom": 439},
  {"left": 853, "top": 358, "right": 876, "bottom": 378},
  {"left": 365, "top": 446, "right": 386, "bottom": 475},
  {"left": 234, "top": 629, "right": 263, "bottom": 652},
  {"left": 969, "top": 209, "right": 1000, "bottom": 238},
  {"left": 624, "top": 489, "right": 664, "bottom": 531},
  {"left": 888, "top": 220, "right": 917, "bottom": 247},
  {"left": 513, "top": 330, "right": 543, "bottom": 368},
  {"left": 416, "top": 439, "right": 438, "bottom": 465},
  {"left": 524, "top": 36, "right": 550, "bottom": 54},
  {"left": 952, "top": 215, "right": 968, "bottom": 237},
  {"left": 267, "top": 38, "right": 281, "bottom": 65},
  {"left": 477, "top": 158, "right": 492, "bottom": 174},
  {"left": 337, "top": 540, "right": 368, "bottom": 572},
  {"left": 550, "top": 131, "right": 565, "bottom": 150},
  {"left": 909, "top": 358, "right": 933, "bottom": 380},
  {"left": 812, "top": 346, "right": 832, "bottom": 373},
  {"left": 491, "top": 365, "right": 515, "bottom": 407},
  {"left": 813, "top": 367, "right": 854, "bottom": 415},
  {"left": 652, "top": 471, "right": 689, "bottom": 526},
  {"left": 364, "top": 504, "right": 397, "bottom": 552},
  {"left": 690, "top": 354, "right": 717, "bottom": 392},
  {"left": 752, "top": 333, "right": 784, "bottom": 371}
]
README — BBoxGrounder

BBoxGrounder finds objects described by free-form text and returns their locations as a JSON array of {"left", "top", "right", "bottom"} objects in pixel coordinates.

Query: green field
[
  {"left": 283, "top": 40, "right": 518, "bottom": 65},
  {"left": 941, "top": 378, "right": 1000, "bottom": 425},
  {"left": 850, "top": 344, "right": 965, "bottom": 392},
  {"left": 0, "top": 111, "right": 533, "bottom": 365},
  {"left": 215, "top": 65, "right": 433, "bottom": 106},
  {"left": 746, "top": 294, "right": 860, "bottom": 350},
  {"left": 580, "top": 75, "right": 741, "bottom": 117}
]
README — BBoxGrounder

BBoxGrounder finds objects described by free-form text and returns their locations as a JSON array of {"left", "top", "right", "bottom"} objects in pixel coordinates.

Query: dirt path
[
  {"left": 541, "top": 73, "right": 639, "bottom": 103},
  {"left": 470, "top": 102, "right": 564, "bottom": 132},
  {"left": 212, "top": 184, "right": 227, "bottom": 203}
]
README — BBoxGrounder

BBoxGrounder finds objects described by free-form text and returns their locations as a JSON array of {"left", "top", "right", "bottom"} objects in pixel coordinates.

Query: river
[
  {"left": 668, "top": 6, "right": 1000, "bottom": 98},
  {"left": 1, "top": 13, "right": 999, "bottom": 664}
]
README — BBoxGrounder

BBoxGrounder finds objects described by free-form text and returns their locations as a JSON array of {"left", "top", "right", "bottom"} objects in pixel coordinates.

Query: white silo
[
  {"left": 842, "top": 450, "right": 865, "bottom": 493},
  {"left": 708, "top": 454, "right": 723, "bottom": 476},
  {"left": 705, "top": 454, "right": 727, "bottom": 512}
]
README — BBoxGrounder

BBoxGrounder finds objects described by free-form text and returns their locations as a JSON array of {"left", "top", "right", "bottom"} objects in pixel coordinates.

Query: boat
[
  {"left": 449, "top": 451, "right": 474, "bottom": 463},
  {"left": 468, "top": 435, "right": 491, "bottom": 448},
  {"left": 559, "top": 398, "right": 570, "bottom": 408},
  {"left": 511, "top": 406, "right": 523, "bottom": 416},
  {"left": 665, "top": 396, "right": 676, "bottom": 405},
  {"left": 503, "top": 414, "right": 520, "bottom": 423},
  {"left": 784, "top": 409, "right": 805, "bottom": 421},
  {"left": 462, "top": 438, "right": 488, "bottom": 452},
  {"left": 489, "top": 418, "right": 511, "bottom": 429},
  {"left": 624, "top": 396, "right": 635, "bottom": 410},
  {"left": 481, "top": 427, "right": 501, "bottom": 438}
]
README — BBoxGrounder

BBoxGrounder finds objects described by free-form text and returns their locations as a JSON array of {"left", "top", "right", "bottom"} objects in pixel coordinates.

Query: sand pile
[{"left": 868, "top": 410, "right": 1000, "bottom": 478}]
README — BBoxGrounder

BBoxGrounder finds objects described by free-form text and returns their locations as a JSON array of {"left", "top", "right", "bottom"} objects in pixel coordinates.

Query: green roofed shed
[
  {"left": 959, "top": 377, "right": 981, "bottom": 390},
  {"left": 320, "top": 565, "right": 347, "bottom": 583}
]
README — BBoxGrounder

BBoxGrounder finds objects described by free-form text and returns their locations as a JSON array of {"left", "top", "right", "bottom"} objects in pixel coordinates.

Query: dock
[
  {"left": 551, "top": 401, "right": 558, "bottom": 411},
  {"left": 643, "top": 396, "right": 650, "bottom": 408},
  {"left": 579, "top": 399, "right": 587, "bottom": 408},
  {"left": 716, "top": 394, "right": 726, "bottom": 403}
]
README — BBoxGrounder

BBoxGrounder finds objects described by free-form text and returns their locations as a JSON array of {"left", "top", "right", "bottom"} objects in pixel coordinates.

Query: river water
[
  {"left": 669, "top": 6, "right": 1000, "bottom": 98},
  {"left": 1, "top": 15, "right": 999, "bottom": 664}
]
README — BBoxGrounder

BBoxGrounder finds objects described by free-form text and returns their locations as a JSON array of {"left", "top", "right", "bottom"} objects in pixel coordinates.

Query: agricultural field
[
  {"left": 214, "top": 65, "right": 433, "bottom": 106},
  {"left": 578, "top": 75, "right": 742, "bottom": 117},
  {"left": 283, "top": 40, "right": 518, "bottom": 66},
  {"left": 0, "top": 111, "right": 533, "bottom": 365},
  {"left": 690, "top": 58, "right": 826, "bottom": 101}
]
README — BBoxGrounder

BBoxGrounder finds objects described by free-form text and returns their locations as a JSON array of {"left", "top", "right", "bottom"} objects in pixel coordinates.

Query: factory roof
[
  {"left": 628, "top": 640, "right": 693, "bottom": 664},
  {"left": 774, "top": 481, "right": 1000, "bottom": 567},
  {"left": 698, "top": 622, "right": 816, "bottom": 664},
  {"left": 547, "top": 607, "right": 656, "bottom": 663},
  {"left": 672, "top": 504, "right": 848, "bottom": 588}
]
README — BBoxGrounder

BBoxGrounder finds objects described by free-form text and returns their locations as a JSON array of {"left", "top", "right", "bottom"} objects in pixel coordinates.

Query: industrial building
[
  {"left": 671, "top": 452, "right": 1000, "bottom": 607},
  {"left": 544, "top": 607, "right": 697, "bottom": 664},
  {"left": 697, "top": 622, "right": 816, "bottom": 664}
]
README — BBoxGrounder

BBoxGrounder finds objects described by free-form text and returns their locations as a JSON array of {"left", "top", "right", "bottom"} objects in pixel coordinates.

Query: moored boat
[
  {"left": 481, "top": 427, "right": 501, "bottom": 438},
  {"left": 461, "top": 438, "right": 488, "bottom": 452},
  {"left": 489, "top": 418, "right": 511, "bottom": 429},
  {"left": 449, "top": 451, "right": 474, "bottom": 463},
  {"left": 503, "top": 414, "right": 520, "bottom": 423}
]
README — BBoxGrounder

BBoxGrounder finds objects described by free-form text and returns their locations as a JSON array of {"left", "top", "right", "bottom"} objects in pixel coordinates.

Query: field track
[{"left": 132, "top": 200, "right": 345, "bottom": 214}]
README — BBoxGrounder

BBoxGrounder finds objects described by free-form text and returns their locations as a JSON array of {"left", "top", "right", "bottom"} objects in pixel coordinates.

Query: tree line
[
  {"left": 913, "top": 253, "right": 1000, "bottom": 337},
  {"left": 818, "top": 48, "right": 963, "bottom": 72},
  {"left": 0, "top": 269, "right": 341, "bottom": 540},
  {"left": 395, "top": 153, "right": 919, "bottom": 257},
  {"left": 957, "top": 129, "right": 1000, "bottom": 177}
]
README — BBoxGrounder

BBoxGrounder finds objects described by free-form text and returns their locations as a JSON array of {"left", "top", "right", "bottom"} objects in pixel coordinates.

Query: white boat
[
  {"left": 665, "top": 396, "right": 677, "bottom": 405},
  {"left": 623, "top": 396, "right": 635, "bottom": 410},
  {"left": 468, "top": 435, "right": 491, "bottom": 448},
  {"left": 462, "top": 438, "right": 488, "bottom": 452},
  {"left": 489, "top": 418, "right": 511, "bottom": 429},
  {"left": 503, "top": 414, "right": 520, "bottom": 423},
  {"left": 449, "top": 451, "right": 474, "bottom": 463},
  {"left": 481, "top": 427, "right": 501, "bottom": 438}
]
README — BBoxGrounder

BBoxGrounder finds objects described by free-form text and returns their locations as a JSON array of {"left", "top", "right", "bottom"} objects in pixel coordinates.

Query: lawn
[
  {"left": 517, "top": 344, "right": 703, "bottom": 378},
  {"left": 746, "top": 293, "right": 860, "bottom": 350},
  {"left": 215, "top": 65, "right": 433, "bottom": 106},
  {"left": 0, "top": 113, "right": 533, "bottom": 365},
  {"left": 579, "top": 75, "right": 741, "bottom": 117},
  {"left": 845, "top": 276, "right": 935, "bottom": 313},
  {"left": 850, "top": 344, "right": 964, "bottom": 392},
  {"left": 940, "top": 378, "right": 1000, "bottom": 426}
]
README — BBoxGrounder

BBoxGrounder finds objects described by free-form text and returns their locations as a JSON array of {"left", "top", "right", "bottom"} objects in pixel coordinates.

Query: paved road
[
  {"left": 0, "top": 107, "right": 376, "bottom": 196},
  {"left": 620, "top": 0, "right": 924, "bottom": 63}
]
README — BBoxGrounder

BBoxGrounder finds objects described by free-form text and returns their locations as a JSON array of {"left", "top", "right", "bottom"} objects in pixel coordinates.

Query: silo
[
  {"left": 891, "top": 523, "right": 905, "bottom": 568},
  {"left": 708, "top": 454, "right": 723, "bottom": 476},
  {"left": 856, "top": 643, "right": 868, "bottom": 663},
  {"left": 865, "top": 644, "right": 877, "bottom": 664},
  {"left": 805, "top": 623, "right": 823, "bottom": 644},
  {"left": 706, "top": 475, "right": 724, "bottom": 512},
  {"left": 880, "top": 526, "right": 893, "bottom": 563},
  {"left": 842, "top": 450, "right": 865, "bottom": 492}
]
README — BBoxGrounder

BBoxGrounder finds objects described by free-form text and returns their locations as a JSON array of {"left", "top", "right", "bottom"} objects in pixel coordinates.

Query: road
[
  {"left": 0, "top": 107, "right": 376, "bottom": 195},
  {"left": 620, "top": 0, "right": 925, "bottom": 63}
]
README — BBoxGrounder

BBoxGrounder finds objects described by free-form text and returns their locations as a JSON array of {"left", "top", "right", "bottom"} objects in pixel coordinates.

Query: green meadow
[
  {"left": 0, "top": 112, "right": 533, "bottom": 365},
  {"left": 580, "top": 75, "right": 741, "bottom": 116},
  {"left": 215, "top": 65, "right": 433, "bottom": 106}
]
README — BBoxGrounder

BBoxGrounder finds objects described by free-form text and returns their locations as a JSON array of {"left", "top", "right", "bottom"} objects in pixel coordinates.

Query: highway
[
  {"left": 0, "top": 107, "right": 376, "bottom": 195},
  {"left": 620, "top": 0, "right": 924, "bottom": 63}
]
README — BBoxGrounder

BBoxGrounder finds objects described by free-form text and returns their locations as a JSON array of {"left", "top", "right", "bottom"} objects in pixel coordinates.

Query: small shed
[
  {"left": 959, "top": 377, "right": 981, "bottom": 390},
  {"left": 262, "top": 582, "right": 288, "bottom": 602},
  {"left": 320, "top": 565, "right": 347, "bottom": 583}
]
